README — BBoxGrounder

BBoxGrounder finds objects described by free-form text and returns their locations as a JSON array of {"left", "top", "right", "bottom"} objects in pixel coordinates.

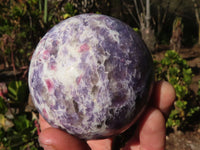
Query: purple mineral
[{"left": 28, "top": 13, "right": 154, "bottom": 140}]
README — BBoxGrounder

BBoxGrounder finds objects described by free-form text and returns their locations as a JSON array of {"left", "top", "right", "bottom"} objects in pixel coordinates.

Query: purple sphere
[{"left": 28, "top": 14, "right": 154, "bottom": 139}]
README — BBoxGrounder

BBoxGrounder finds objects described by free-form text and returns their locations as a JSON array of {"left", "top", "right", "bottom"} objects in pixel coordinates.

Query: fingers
[
  {"left": 139, "top": 108, "right": 166, "bottom": 150},
  {"left": 123, "top": 81, "right": 175, "bottom": 150},
  {"left": 151, "top": 81, "right": 176, "bottom": 117},
  {"left": 39, "top": 115, "right": 90, "bottom": 150},
  {"left": 39, "top": 128, "right": 91, "bottom": 150},
  {"left": 38, "top": 81, "right": 175, "bottom": 150},
  {"left": 124, "top": 108, "right": 166, "bottom": 150},
  {"left": 87, "top": 138, "right": 113, "bottom": 150}
]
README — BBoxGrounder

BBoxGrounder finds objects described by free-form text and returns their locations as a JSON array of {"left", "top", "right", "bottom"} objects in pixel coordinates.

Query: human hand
[{"left": 38, "top": 81, "right": 175, "bottom": 150}]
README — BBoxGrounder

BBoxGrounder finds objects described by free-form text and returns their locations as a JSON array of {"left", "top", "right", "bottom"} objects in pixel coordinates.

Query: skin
[{"left": 38, "top": 81, "right": 175, "bottom": 150}]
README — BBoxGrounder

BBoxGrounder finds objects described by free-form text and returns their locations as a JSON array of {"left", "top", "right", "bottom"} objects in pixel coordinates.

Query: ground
[
  {"left": 165, "top": 130, "right": 200, "bottom": 150},
  {"left": 0, "top": 46, "right": 200, "bottom": 149}
]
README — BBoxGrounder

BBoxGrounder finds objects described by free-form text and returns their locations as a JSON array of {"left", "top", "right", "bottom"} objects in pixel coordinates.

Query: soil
[
  {"left": 0, "top": 46, "right": 200, "bottom": 149},
  {"left": 165, "top": 130, "right": 200, "bottom": 150}
]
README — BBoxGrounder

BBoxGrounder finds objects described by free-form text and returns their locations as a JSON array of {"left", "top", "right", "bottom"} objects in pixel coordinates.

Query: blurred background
[{"left": 0, "top": 0, "right": 199, "bottom": 149}]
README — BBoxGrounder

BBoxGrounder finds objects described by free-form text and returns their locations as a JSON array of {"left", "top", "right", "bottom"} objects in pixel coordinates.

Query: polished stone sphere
[{"left": 28, "top": 13, "right": 154, "bottom": 140}]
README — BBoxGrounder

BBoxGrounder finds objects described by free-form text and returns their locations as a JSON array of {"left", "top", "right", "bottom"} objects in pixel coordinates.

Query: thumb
[{"left": 39, "top": 127, "right": 91, "bottom": 150}]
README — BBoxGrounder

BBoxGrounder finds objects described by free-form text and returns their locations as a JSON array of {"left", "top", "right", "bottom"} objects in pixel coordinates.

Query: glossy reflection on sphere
[{"left": 28, "top": 13, "right": 154, "bottom": 140}]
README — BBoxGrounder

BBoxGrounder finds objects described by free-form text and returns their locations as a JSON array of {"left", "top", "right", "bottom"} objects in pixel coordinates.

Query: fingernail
[{"left": 40, "top": 143, "right": 55, "bottom": 150}]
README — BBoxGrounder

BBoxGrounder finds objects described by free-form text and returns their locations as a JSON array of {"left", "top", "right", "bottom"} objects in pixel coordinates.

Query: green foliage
[
  {"left": 0, "top": 0, "right": 77, "bottom": 69},
  {"left": 0, "top": 81, "right": 40, "bottom": 149},
  {"left": 8, "top": 81, "right": 28, "bottom": 103},
  {"left": 154, "top": 50, "right": 200, "bottom": 130},
  {"left": 1, "top": 114, "right": 38, "bottom": 150},
  {"left": 63, "top": 2, "right": 77, "bottom": 19},
  {"left": 133, "top": 27, "right": 140, "bottom": 35},
  {"left": 198, "top": 80, "right": 200, "bottom": 97},
  {"left": 44, "top": 0, "right": 48, "bottom": 23},
  {"left": 0, "top": 0, "right": 43, "bottom": 68},
  {"left": 0, "top": 97, "right": 7, "bottom": 114}
]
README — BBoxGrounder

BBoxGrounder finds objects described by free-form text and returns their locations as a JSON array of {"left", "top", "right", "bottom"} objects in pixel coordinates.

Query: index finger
[{"left": 151, "top": 81, "right": 176, "bottom": 117}]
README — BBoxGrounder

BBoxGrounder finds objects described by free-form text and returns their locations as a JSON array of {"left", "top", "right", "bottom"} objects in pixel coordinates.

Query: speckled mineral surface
[{"left": 28, "top": 13, "right": 154, "bottom": 139}]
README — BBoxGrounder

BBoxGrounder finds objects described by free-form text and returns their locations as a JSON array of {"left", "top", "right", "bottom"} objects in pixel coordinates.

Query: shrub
[
  {"left": 0, "top": 81, "right": 41, "bottom": 150},
  {"left": 154, "top": 50, "right": 200, "bottom": 131},
  {"left": 0, "top": 0, "right": 77, "bottom": 71}
]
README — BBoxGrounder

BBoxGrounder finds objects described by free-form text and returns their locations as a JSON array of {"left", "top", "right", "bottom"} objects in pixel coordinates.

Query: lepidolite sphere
[{"left": 28, "top": 14, "right": 154, "bottom": 139}]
